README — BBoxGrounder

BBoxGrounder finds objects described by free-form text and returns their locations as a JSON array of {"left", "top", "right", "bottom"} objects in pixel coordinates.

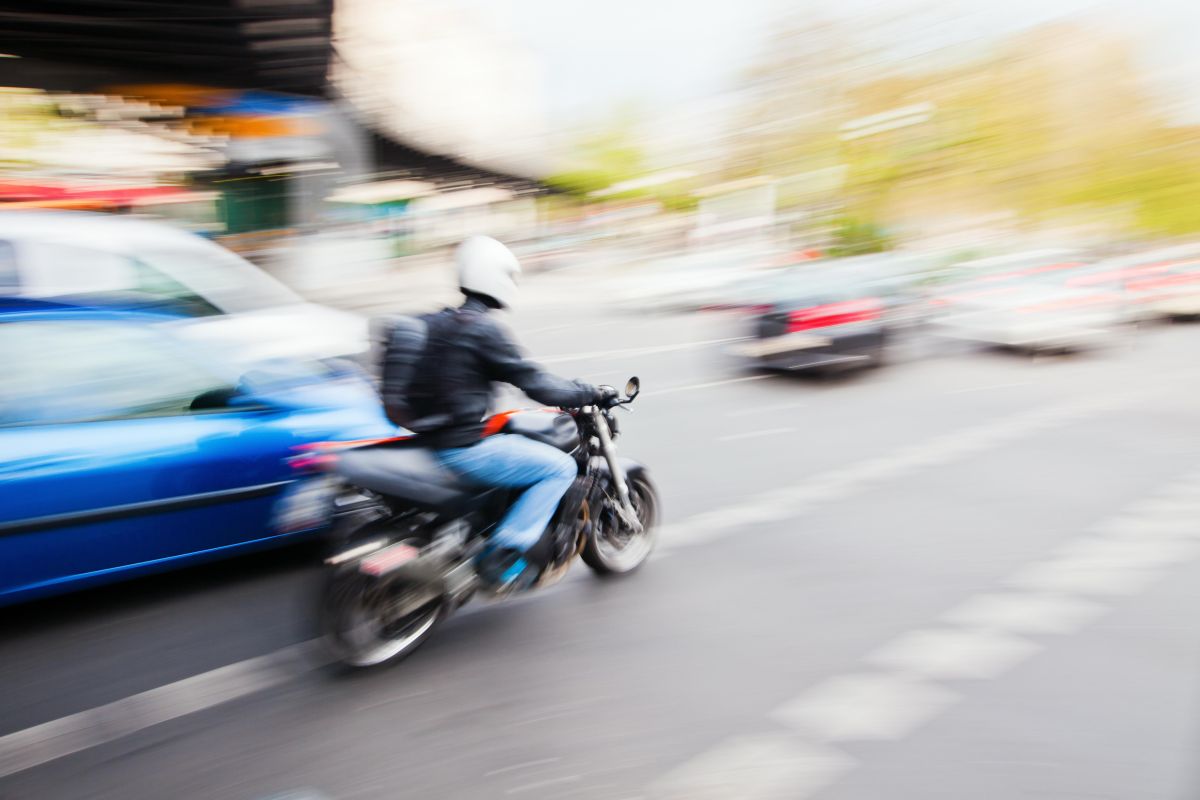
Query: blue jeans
[{"left": 437, "top": 434, "right": 577, "bottom": 552}]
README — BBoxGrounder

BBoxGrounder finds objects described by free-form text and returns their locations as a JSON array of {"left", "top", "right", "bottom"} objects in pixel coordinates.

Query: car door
[{"left": 0, "top": 313, "right": 301, "bottom": 602}]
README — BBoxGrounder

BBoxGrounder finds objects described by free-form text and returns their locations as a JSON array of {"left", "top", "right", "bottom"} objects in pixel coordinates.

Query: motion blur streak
[{"left": 4, "top": 1, "right": 1200, "bottom": 799}]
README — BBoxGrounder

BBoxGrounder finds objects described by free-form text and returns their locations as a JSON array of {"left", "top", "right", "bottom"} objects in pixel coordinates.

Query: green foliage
[
  {"left": 544, "top": 170, "right": 613, "bottom": 197},
  {"left": 827, "top": 216, "right": 893, "bottom": 257},
  {"left": 735, "top": 20, "right": 1200, "bottom": 238},
  {"left": 549, "top": 110, "right": 648, "bottom": 198}
]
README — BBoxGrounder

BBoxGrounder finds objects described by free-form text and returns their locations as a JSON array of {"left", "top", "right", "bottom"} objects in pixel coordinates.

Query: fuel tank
[{"left": 500, "top": 410, "right": 580, "bottom": 453}]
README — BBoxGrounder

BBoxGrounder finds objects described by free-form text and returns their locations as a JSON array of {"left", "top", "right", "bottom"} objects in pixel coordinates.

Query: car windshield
[
  {"left": 0, "top": 318, "right": 236, "bottom": 427},
  {"left": 136, "top": 247, "right": 301, "bottom": 313},
  {"left": 760, "top": 267, "right": 865, "bottom": 304}
]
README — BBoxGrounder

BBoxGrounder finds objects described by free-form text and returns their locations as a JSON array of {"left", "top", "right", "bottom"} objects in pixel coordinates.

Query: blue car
[{"left": 0, "top": 299, "right": 397, "bottom": 605}]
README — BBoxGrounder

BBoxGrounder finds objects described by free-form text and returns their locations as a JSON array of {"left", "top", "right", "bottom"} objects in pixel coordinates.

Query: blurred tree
[
  {"left": 729, "top": 15, "right": 872, "bottom": 181},
  {"left": 730, "top": 13, "right": 1200, "bottom": 241},
  {"left": 545, "top": 107, "right": 647, "bottom": 197},
  {"left": 827, "top": 216, "right": 893, "bottom": 256}
]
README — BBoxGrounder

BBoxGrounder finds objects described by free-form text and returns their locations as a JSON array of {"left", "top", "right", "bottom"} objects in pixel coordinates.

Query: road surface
[{"left": 3, "top": 297, "right": 1199, "bottom": 800}]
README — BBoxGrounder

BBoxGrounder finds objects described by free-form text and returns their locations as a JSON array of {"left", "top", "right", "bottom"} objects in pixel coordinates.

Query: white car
[
  {"left": 1081, "top": 244, "right": 1200, "bottom": 321},
  {"left": 0, "top": 211, "right": 367, "bottom": 366},
  {"left": 951, "top": 248, "right": 1085, "bottom": 277},
  {"left": 930, "top": 266, "right": 1126, "bottom": 351}
]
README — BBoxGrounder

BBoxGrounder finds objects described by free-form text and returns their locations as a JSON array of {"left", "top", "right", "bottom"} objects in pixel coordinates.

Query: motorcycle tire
[{"left": 581, "top": 474, "right": 659, "bottom": 576}]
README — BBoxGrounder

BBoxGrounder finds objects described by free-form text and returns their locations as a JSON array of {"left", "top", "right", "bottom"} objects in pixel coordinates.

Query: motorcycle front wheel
[{"left": 582, "top": 474, "right": 659, "bottom": 576}]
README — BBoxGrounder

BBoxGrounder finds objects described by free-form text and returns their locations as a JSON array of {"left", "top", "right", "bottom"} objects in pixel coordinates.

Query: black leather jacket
[{"left": 386, "top": 296, "right": 598, "bottom": 448}]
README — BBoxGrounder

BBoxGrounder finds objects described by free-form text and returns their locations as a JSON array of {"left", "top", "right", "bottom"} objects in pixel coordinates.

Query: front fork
[{"left": 590, "top": 406, "right": 643, "bottom": 533}]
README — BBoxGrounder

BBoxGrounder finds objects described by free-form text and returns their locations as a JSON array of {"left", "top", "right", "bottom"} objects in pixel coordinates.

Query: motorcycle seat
[{"left": 336, "top": 444, "right": 485, "bottom": 511}]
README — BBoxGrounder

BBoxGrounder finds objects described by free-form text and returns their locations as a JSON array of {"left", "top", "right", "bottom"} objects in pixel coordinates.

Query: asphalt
[{"left": 3, "top": 297, "right": 1200, "bottom": 800}]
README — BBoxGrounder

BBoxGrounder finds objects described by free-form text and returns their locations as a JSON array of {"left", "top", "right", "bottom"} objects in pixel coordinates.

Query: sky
[{"left": 452, "top": 0, "right": 1200, "bottom": 128}]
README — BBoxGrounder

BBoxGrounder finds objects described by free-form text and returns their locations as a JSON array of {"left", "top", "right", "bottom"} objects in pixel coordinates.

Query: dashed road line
[
  {"left": 726, "top": 400, "right": 808, "bottom": 418},
  {"left": 505, "top": 775, "right": 581, "bottom": 795},
  {"left": 865, "top": 628, "right": 1041, "bottom": 680},
  {"left": 946, "top": 381, "right": 1032, "bottom": 394},
  {"left": 940, "top": 592, "right": 1107, "bottom": 635},
  {"left": 485, "top": 757, "right": 561, "bottom": 777},
  {"left": 540, "top": 337, "right": 747, "bottom": 365},
  {"left": 0, "top": 386, "right": 1162, "bottom": 784},
  {"left": 648, "top": 734, "right": 854, "bottom": 800},
  {"left": 771, "top": 674, "right": 959, "bottom": 743},
  {"left": 645, "top": 374, "right": 773, "bottom": 397},
  {"left": 716, "top": 427, "right": 796, "bottom": 443},
  {"left": 0, "top": 642, "right": 325, "bottom": 780},
  {"left": 658, "top": 387, "right": 1149, "bottom": 554},
  {"left": 647, "top": 466, "right": 1200, "bottom": 799}
]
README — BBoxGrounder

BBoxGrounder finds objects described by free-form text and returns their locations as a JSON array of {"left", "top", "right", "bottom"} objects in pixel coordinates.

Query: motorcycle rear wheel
[{"left": 319, "top": 534, "right": 447, "bottom": 668}]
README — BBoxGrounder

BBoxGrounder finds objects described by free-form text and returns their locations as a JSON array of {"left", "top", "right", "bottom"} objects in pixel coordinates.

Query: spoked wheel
[
  {"left": 320, "top": 539, "right": 446, "bottom": 668},
  {"left": 582, "top": 474, "right": 659, "bottom": 576}
]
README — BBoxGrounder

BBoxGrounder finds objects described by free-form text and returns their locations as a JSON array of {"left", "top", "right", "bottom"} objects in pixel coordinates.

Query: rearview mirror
[{"left": 624, "top": 376, "right": 641, "bottom": 400}]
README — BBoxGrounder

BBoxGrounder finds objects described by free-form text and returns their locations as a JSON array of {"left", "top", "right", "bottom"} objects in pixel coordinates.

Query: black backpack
[{"left": 375, "top": 308, "right": 459, "bottom": 432}]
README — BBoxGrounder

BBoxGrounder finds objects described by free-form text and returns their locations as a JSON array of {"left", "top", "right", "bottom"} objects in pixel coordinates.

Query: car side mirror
[
  {"left": 189, "top": 386, "right": 242, "bottom": 411},
  {"left": 191, "top": 378, "right": 275, "bottom": 413},
  {"left": 624, "top": 376, "right": 640, "bottom": 400}
]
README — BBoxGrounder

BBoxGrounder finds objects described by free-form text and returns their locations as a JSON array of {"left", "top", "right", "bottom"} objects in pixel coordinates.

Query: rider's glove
[{"left": 593, "top": 384, "right": 620, "bottom": 406}]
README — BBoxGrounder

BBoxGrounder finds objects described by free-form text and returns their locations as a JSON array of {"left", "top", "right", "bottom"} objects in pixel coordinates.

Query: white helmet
[{"left": 456, "top": 235, "right": 521, "bottom": 309}]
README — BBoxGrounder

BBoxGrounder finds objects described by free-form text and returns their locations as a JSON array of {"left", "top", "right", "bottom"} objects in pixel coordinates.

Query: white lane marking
[
  {"left": 352, "top": 688, "right": 435, "bottom": 713},
  {"left": 540, "top": 337, "right": 747, "bottom": 365},
  {"left": 941, "top": 593, "right": 1108, "bottom": 635},
  {"left": 645, "top": 374, "right": 773, "bottom": 397},
  {"left": 659, "top": 387, "right": 1148, "bottom": 553},
  {"left": 0, "top": 583, "right": 589, "bottom": 779},
  {"left": 485, "top": 757, "right": 561, "bottom": 777},
  {"left": 1006, "top": 562, "right": 1163, "bottom": 596},
  {"left": 651, "top": 466, "right": 1200, "bottom": 799},
  {"left": 1126, "top": 496, "right": 1200, "bottom": 517},
  {"left": 1051, "top": 537, "right": 1200, "bottom": 568},
  {"left": 0, "top": 642, "right": 323, "bottom": 779},
  {"left": 726, "top": 400, "right": 808, "bottom": 418},
  {"left": 946, "top": 381, "right": 1032, "bottom": 394},
  {"left": 716, "top": 427, "right": 795, "bottom": 443},
  {"left": 865, "top": 628, "right": 1041, "bottom": 680},
  {"left": 647, "top": 734, "right": 855, "bottom": 800},
  {"left": 772, "top": 674, "right": 959, "bottom": 742},
  {"left": 505, "top": 775, "right": 581, "bottom": 795},
  {"left": 0, "top": 389, "right": 1169, "bottom": 783},
  {"left": 1095, "top": 515, "right": 1200, "bottom": 538}
]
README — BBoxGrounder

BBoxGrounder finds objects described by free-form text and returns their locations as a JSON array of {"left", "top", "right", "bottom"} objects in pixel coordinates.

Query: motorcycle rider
[{"left": 384, "top": 236, "right": 615, "bottom": 591}]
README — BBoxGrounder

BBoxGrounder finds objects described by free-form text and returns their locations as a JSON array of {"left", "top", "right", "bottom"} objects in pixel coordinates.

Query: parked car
[
  {"left": 1077, "top": 244, "right": 1200, "bottom": 321},
  {"left": 0, "top": 210, "right": 368, "bottom": 365},
  {"left": 0, "top": 298, "right": 396, "bottom": 605},
  {"left": 734, "top": 266, "right": 891, "bottom": 371},
  {"left": 951, "top": 249, "right": 1085, "bottom": 279},
  {"left": 928, "top": 263, "right": 1126, "bottom": 352},
  {"left": 929, "top": 249, "right": 1088, "bottom": 313}
]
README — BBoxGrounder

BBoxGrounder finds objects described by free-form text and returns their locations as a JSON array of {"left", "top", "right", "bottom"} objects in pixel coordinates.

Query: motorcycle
[{"left": 295, "top": 377, "right": 658, "bottom": 668}]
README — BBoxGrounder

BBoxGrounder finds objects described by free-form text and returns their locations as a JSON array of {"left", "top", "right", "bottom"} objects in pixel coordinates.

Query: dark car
[{"left": 735, "top": 267, "right": 890, "bottom": 371}]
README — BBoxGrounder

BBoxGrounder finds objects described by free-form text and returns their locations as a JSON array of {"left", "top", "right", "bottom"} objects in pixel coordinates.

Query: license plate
[
  {"left": 359, "top": 543, "right": 420, "bottom": 576},
  {"left": 740, "top": 333, "right": 831, "bottom": 357}
]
